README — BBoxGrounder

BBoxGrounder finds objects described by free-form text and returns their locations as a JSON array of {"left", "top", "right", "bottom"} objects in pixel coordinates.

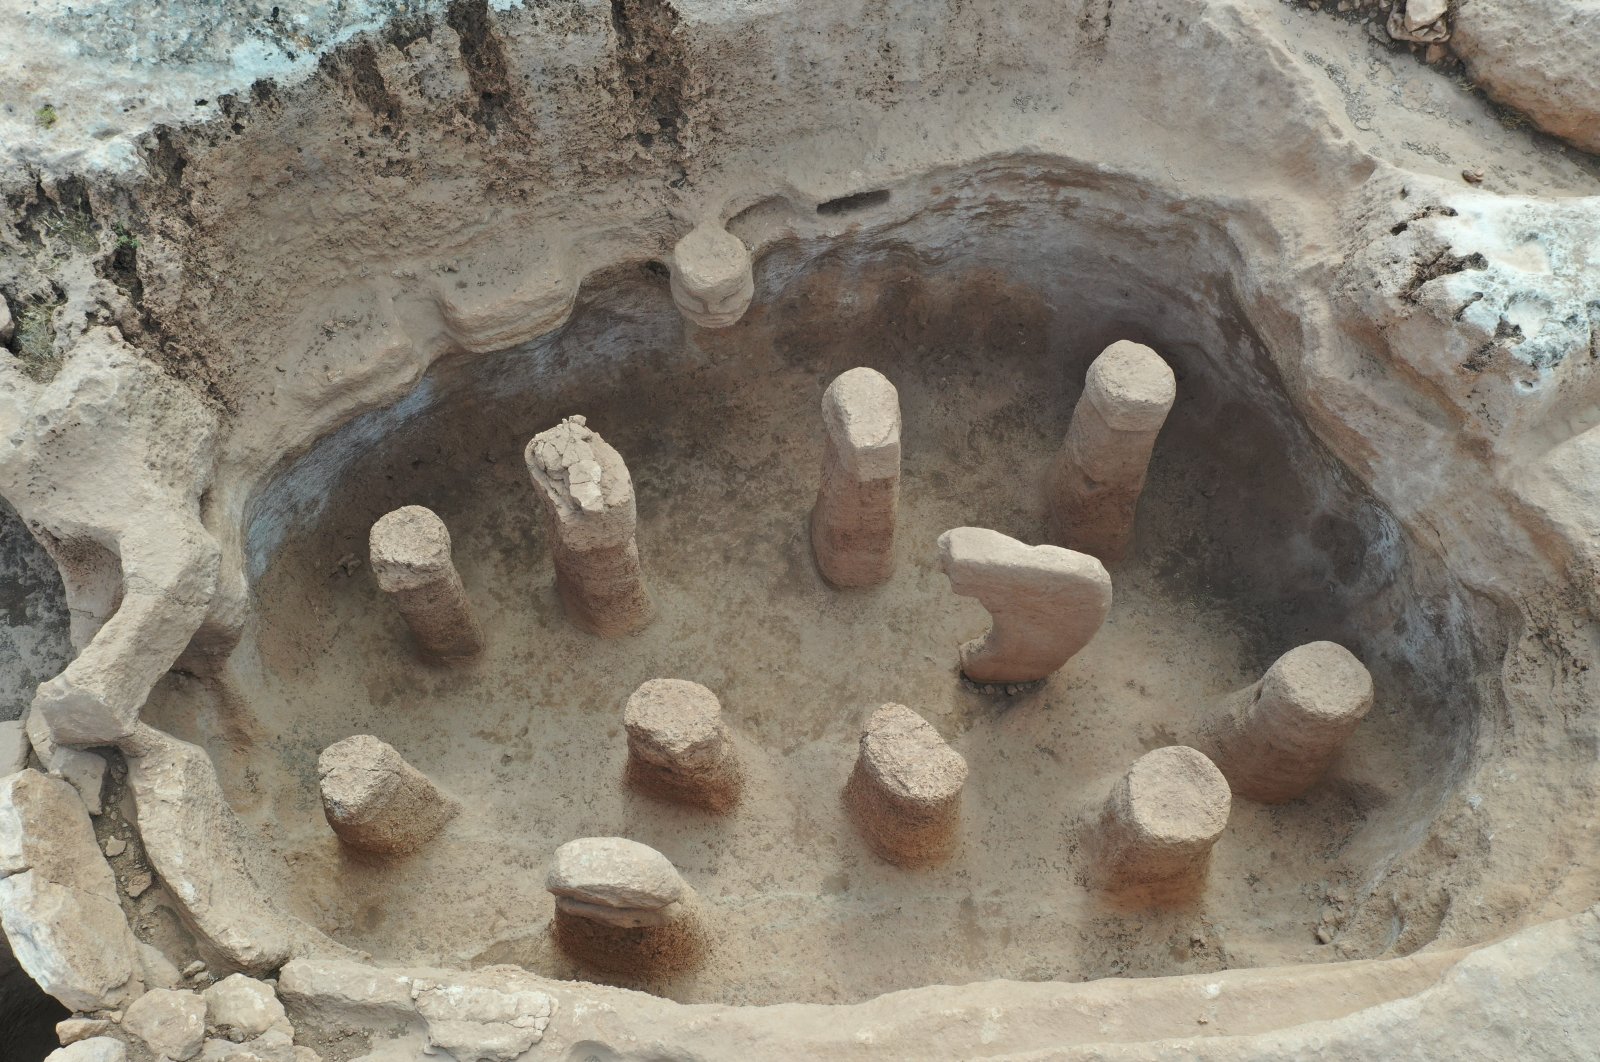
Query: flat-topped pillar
[
  {"left": 525, "top": 415, "right": 653, "bottom": 637},
  {"left": 1048, "top": 341, "right": 1176, "bottom": 564},
  {"left": 318, "top": 735, "right": 456, "bottom": 856},
  {"left": 844, "top": 704, "right": 968, "bottom": 867},
  {"left": 1089, "top": 746, "right": 1230, "bottom": 895},
  {"left": 625, "top": 679, "right": 743, "bottom": 812},
  {"left": 811, "top": 367, "right": 902, "bottom": 588},
  {"left": 937, "top": 526, "right": 1112, "bottom": 685},
  {"left": 1208, "top": 641, "right": 1374, "bottom": 803},
  {"left": 369, "top": 506, "right": 483, "bottom": 663}
]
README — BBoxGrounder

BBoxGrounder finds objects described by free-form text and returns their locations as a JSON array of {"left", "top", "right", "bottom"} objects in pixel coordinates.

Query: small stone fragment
[
  {"left": 810, "top": 367, "right": 902, "bottom": 588},
  {"left": 124, "top": 987, "right": 208, "bottom": 1062},
  {"left": 139, "top": 942, "right": 183, "bottom": 990},
  {"left": 183, "top": 960, "right": 208, "bottom": 979},
  {"left": 844, "top": 704, "right": 968, "bottom": 867},
  {"left": 56, "top": 1017, "right": 112, "bottom": 1045},
  {"left": 369, "top": 505, "right": 484, "bottom": 663},
  {"left": 317, "top": 735, "right": 456, "bottom": 855},
  {"left": 0, "top": 718, "right": 28, "bottom": 775},
  {"left": 103, "top": 836, "right": 126, "bottom": 857},
  {"left": 624, "top": 679, "right": 742, "bottom": 812},
  {"left": 125, "top": 869, "right": 152, "bottom": 898}
]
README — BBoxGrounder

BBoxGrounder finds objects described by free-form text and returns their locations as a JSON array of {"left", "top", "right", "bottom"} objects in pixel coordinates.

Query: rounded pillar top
[
  {"left": 822, "top": 367, "right": 902, "bottom": 479},
  {"left": 369, "top": 506, "right": 454, "bottom": 592},
  {"left": 858, "top": 704, "right": 968, "bottom": 806},
  {"left": 1260, "top": 641, "right": 1375, "bottom": 725},
  {"left": 669, "top": 222, "right": 755, "bottom": 329},
  {"left": 547, "top": 837, "right": 686, "bottom": 910},
  {"left": 1083, "top": 341, "right": 1177, "bottom": 431},
  {"left": 625, "top": 679, "right": 725, "bottom": 768},
  {"left": 1119, "top": 746, "right": 1231, "bottom": 846}
]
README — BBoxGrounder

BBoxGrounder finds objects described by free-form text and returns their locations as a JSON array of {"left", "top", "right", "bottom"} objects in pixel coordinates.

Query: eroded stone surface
[
  {"left": 204, "top": 973, "right": 291, "bottom": 1043},
  {"left": 368, "top": 505, "right": 483, "bottom": 663},
  {"left": 46, "top": 1039, "right": 126, "bottom": 1062},
  {"left": 124, "top": 987, "right": 208, "bottom": 1062},
  {"left": 318, "top": 735, "right": 456, "bottom": 856},
  {"left": 547, "top": 837, "right": 687, "bottom": 928},
  {"left": 669, "top": 223, "right": 755, "bottom": 328},
  {"left": 811, "top": 367, "right": 902, "bottom": 588},
  {"left": 844, "top": 704, "right": 968, "bottom": 867},
  {"left": 1453, "top": 0, "right": 1600, "bottom": 154},
  {"left": 1089, "top": 746, "right": 1231, "bottom": 893},
  {"left": 624, "top": 679, "right": 742, "bottom": 812}
]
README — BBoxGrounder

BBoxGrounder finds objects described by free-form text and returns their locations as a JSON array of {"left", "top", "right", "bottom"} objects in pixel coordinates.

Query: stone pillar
[
  {"left": 1089, "top": 746, "right": 1230, "bottom": 894},
  {"left": 844, "top": 704, "right": 968, "bottom": 867},
  {"left": 810, "top": 367, "right": 902, "bottom": 588},
  {"left": 624, "top": 679, "right": 742, "bottom": 812},
  {"left": 369, "top": 506, "right": 484, "bottom": 663},
  {"left": 318, "top": 735, "right": 456, "bottom": 856},
  {"left": 669, "top": 223, "right": 755, "bottom": 328},
  {"left": 1208, "top": 641, "right": 1374, "bottom": 803},
  {"left": 937, "top": 526, "right": 1112, "bottom": 685},
  {"left": 1048, "top": 341, "right": 1176, "bottom": 564},
  {"left": 525, "top": 416, "right": 653, "bottom": 637},
  {"left": 547, "top": 837, "right": 700, "bottom": 974}
]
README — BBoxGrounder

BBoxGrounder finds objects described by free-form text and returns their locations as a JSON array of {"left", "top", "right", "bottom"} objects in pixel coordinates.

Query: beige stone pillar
[
  {"left": 937, "top": 526, "right": 1112, "bottom": 685},
  {"left": 669, "top": 223, "right": 755, "bottom": 328},
  {"left": 525, "top": 415, "right": 653, "bottom": 636},
  {"left": 1048, "top": 341, "right": 1176, "bottom": 564},
  {"left": 369, "top": 505, "right": 484, "bottom": 662},
  {"left": 1208, "top": 641, "right": 1374, "bottom": 803},
  {"left": 811, "top": 367, "right": 901, "bottom": 588},
  {"left": 844, "top": 704, "right": 968, "bottom": 867},
  {"left": 625, "top": 679, "right": 742, "bottom": 812},
  {"left": 1089, "top": 746, "right": 1230, "bottom": 894},
  {"left": 318, "top": 735, "right": 456, "bottom": 855},
  {"left": 547, "top": 837, "right": 700, "bottom": 974}
]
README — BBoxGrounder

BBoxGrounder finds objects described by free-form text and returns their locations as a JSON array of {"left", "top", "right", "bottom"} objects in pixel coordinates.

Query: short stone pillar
[
  {"left": 318, "top": 735, "right": 456, "bottom": 855},
  {"left": 937, "top": 526, "right": 1112, "bottom": 685},
  {"left": 669, "top": 223, "right": 755, "bottom": 328},
  {"left": 547, "top": 837, "right": 700, "bottom": 974},
  {"left": 1208, "top": 641, "right": 1374, "bottom": 803},
  {"left": 844, "top": 704, "right": 968, "bottom": 867},
  {"left": 810, "top": 367, "right": 902, "bottom": 588},
  {"left": 1048, "top": 341, "right": 1176, "bottom": 564},
  {"left": 525, "top": 416, "right": 653, "bottom": 637},
  {"left": 624, "top": 679, "right": 742, "bottom": 812},
  {"left": 369, "top": 506, "right": 484, "bottom": 662},
  {"left": 1088, "top": 746, "right": 1230, "bottom": 894}
]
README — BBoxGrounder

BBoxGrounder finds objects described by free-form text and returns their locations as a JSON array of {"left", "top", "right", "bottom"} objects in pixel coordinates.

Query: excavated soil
[{"left": 145, "top": 235, "right": 1491, "bottom": 1006}]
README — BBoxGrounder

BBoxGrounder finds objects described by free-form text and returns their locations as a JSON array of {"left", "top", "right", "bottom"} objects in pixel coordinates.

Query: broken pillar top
[
  {"left": 822, "top": 367, "right": 902, "bottom": 481},
  {"left": 525, "top": 416, "right": 636, "bottom": 546},
  {"left": 1082, "top": 341, "right": 1177, "bottom": 431},
  {"left": 1260, "top": 641, "right": 1374, "bottom": 725},
  {"left": 1119, "top": 746, "right": 1231, "bottom": 846},
  {"left": 625, "top": 679, "right": 726, "bottom": 770},
  {"left": 318, "top": 735, "right": 411, "bottom": 812},
  {"left": 546, "top": 837, "right": 686, "bottom": 911},
  {"left": 369, "top": 505, "right": 454, "bottom": 593},
  {"left": 857, "top": 704, "right": 968, "bottom": 807}
]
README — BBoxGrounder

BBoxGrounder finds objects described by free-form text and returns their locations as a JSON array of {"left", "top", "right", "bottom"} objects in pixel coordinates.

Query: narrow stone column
[
  {"left": 525, "top": 416, "right": 653, "bottom": 637},
  {"left": 669, "top": 223, "right": 755, "bottom": 328},
  {"left": 1208, "top": 641, "right": 1374, "bottom": 803},
  {"left": 369, "top": 506, "right": 484, "bottom": 662},
  {"left": 810, "top": 367, "right": 902, "bottom": 588},
  {"left": 844, "top": 704, "right": 968, "bottom": 867},
  {"left": 937, "top": 526, "right": 1112, "bottom": 685},
  {"left": 1088, "top": 746, "right": 1230, "bottom": 894},
  {"left": 318, "top": 735, "right": 456, "bottom": 855},
  {"left": 625, "top": 679, "right": 742, "bottom": 812},
  {"left": 1048, "top": 341, "right": 1177, "bottom": 564},
  {"left": 547, "top": 837, "right": 701, "bottom": 974}
]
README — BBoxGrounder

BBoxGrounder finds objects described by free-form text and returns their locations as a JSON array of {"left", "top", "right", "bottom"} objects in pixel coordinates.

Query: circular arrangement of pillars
[{"left": 322, "top": 340, "right": 1379, "bottom": 972}]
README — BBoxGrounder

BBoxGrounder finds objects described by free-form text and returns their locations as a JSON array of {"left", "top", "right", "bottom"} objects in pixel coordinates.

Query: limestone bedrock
[
  {"left": 1090, "top": 746, "right": 1231, "bottom": 892},
  {"left": 845, "top": 704, "right": 968, "bottom": 867},
  {"left": 525, "top": 416, "right": 653, "bottom": 636},
  {"left": 1208, "top": 641, "right": 1375, "bottom": 804},
  {"left": 368, "top": 505, "right": 484, "bottom": 663},
  {"left": 937, "top": 526, "right": 1113, "bottom": 684},
  {"left": 547, "top": 836, "right": 688, "bottom": 928},
  {"left": 0, "top": 770, "right": 143, "bottom": 1012},
  {"left": 624, "top": 678, "right": 742, "bottom": 812},
  {"left": 811, "top": 367, "right": 902, "bottom": 588},
  {"left": 669, "top": 223, "right": 755, "bottom": 329},
  {"left": 1048, "top": 340, "right": 1176, "bottom": 565},
  {"left": 317, "top": 735, "right": 456, "bottom": 856}
]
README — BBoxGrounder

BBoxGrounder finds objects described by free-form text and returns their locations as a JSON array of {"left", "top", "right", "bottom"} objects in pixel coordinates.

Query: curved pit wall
[{"left": 2, "top": 0, "right": 1599, "bottom": 1057}]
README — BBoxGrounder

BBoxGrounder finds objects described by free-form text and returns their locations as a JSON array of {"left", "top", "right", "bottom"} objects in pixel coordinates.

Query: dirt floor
[{"left": 145, "top": 248, "right": 1484, "bottom": 1006}]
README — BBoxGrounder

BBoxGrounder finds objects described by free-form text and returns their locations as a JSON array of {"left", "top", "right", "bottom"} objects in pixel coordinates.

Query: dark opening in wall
[{"left": 817, "top": 189, "right": 891, "bottom": 216}]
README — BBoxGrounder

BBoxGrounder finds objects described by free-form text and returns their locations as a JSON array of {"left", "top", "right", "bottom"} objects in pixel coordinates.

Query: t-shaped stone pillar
[
  {"left": 810, "top": 367, "right": 902, "bottom": 588},
  {"left": 844, "top": 704, "right": 968, "bottom": 867},
  {"left": 1048, "top": 341, "right": 1176, "bottom": 564},
  {"left": 1088, "top": 745, "right": 1230, "bottom": 895},
  {"left": 937, "top": 527, "right": 1112, "bottom": 685},
  {"left": 547, "top": 837, "right": 701, "bottom": 974},
  {"left": 318, "top": 735, "right": 457, "bottom": 856},
  {"left": 624, "top": 679, "right": 743, "bottom": 812},
  {"left": 669, "top": 223, "right": 755, "bottom": 328},
  {"left": 1207, "top": 641, "right": 1374, "bottom": 803},
  {"left": 369, "top": 505, "right": 484, "bottom": 663},
  {"left": 525, "top": 415, "right": 653, "bottom": 637}
]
